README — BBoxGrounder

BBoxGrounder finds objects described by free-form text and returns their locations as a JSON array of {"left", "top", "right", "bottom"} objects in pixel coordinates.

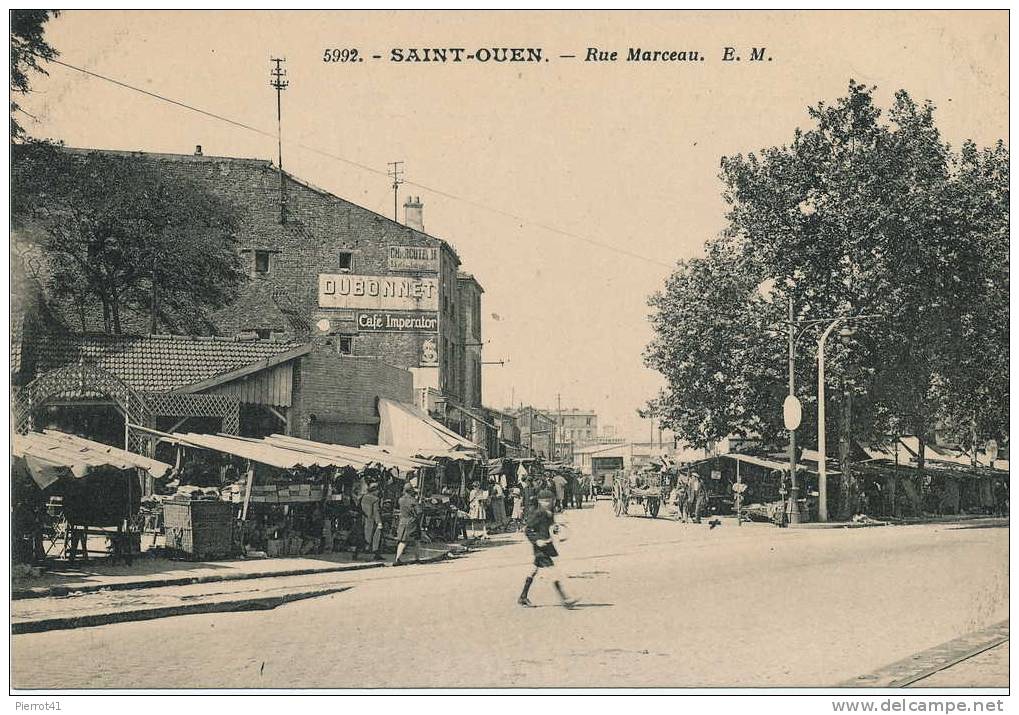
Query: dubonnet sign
[{"left": 318, "top": 274, "right": 439, "bottom": 311}]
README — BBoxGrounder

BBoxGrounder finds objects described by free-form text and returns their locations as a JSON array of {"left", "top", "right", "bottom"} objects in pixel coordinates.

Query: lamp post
[
  {"left": 815, "top": 315, "right": 878, "bottom": 522},
  {"left": 815, "top": 320, "right": 845, "bottom": 523}
]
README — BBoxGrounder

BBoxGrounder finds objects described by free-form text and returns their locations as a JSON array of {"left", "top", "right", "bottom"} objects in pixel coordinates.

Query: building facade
[
  {"left": 33, "top": 148, "right": 483, "bottom": 415},
  {"left": 552, "top": 408, "right": 599, "bottom": 445}
]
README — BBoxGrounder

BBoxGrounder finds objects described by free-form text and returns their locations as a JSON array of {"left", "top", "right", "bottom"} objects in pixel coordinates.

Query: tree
[
  {"left": 644, "top": 235, "right": 785, "bottom": 450},
  {"left": 646, "top": 82, "right": 1008, "bottom": 514},
  {"left": 12, "top": 144, "right": 246, "bottom": 334},
  {"left": 10, "top": 10, "right": 59, "bottom": 141}
]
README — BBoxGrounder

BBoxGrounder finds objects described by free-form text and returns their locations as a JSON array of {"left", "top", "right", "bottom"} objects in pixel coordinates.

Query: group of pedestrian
[
  {"left": 533, "top": 469, "right": 591, "bottom": 512},
  {"left": 466, "top": 476, "right": 526, "bottom": 539},
  {"left": 351, "top": 480, "right": 423, "bottom": 566}
]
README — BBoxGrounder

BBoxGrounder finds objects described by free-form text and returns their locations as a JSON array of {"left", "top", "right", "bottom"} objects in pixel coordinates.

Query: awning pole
[
  {"left": 241, "top": 460, "right": 255, "bottom": 522},
  {"left": 736, "top": 459, "right": 742, "bottom": 527}
]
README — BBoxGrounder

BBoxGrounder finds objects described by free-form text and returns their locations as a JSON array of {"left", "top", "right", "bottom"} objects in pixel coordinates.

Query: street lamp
[{"left": 815, "top": 315, "right": 878, "bottom": 521}]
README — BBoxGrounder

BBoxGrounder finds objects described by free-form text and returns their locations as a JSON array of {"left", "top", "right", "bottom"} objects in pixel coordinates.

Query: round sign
[{"left": 783, "top": 395, "right": 803, "bottom": 431}]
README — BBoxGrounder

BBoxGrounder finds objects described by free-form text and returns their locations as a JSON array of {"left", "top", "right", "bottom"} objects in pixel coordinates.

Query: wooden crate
[{"left": 163, "top": 500, "right": 235, "bottom": 560}]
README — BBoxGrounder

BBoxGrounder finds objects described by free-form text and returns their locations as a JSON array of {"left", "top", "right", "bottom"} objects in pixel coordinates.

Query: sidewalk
[
  {"left": 13, "top": 541, "right": 466, "bottom": 600},
  {"left": 788, "top": 515, "right": 1008, "bottom": 530},
  {"left": 12, "top": 541, "right": 466, "bottom": 634}
]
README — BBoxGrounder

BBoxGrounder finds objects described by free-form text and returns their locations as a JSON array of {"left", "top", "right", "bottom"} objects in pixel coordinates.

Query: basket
[{"left": 163, "top": 500, "right": 235, "bottom": 560}]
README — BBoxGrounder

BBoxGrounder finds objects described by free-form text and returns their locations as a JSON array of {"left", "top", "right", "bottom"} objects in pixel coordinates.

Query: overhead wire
[{"left": 41, "top": 56, "right": 676, "bottom": 270}]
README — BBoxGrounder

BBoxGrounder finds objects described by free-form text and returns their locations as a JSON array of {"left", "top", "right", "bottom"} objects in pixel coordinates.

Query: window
[
  {"left": 255, "top": 329, "right": 272, "bottom": 340},
  {"left": 338, "top": 251, "right": 353, "bottom": 272},
  {"left": 337, "top": 336, "right": 353, "bottom": 355},
  {"left": 586, "top": 417, "right": 592, "bottom": 426},
  {"left": 254, "top": 250, "right": 271, "bottom": 274}
]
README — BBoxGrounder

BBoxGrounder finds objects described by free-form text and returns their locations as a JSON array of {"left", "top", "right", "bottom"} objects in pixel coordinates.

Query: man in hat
[
  {"left": 518, "top": 489, "right": 578, "bottom": 609},
  {"left": 393, "top": 482, "right": 422, "bottom": 566},
  {"left": 354, "top": 482, "right": 383, "bottom": 561}
]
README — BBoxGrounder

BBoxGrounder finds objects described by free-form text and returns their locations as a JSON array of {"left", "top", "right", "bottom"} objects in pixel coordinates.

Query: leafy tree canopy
[
  {"left": 645, "top": 81, "right": 1008, "bottom": 453},
  {"left": 10, "top": 10, "right": 59, "bottom": 141},
  {"left": 12, "top": 144, "right": 247, "bottom": 334}
]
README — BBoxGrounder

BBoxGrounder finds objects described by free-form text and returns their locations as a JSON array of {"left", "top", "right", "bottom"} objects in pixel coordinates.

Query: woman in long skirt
[
  {"left": 510, "top": 485, "right": 524, "bottom": 522},
  {"left": 467, "top": 481, "right": 489, "bottom": 539}
]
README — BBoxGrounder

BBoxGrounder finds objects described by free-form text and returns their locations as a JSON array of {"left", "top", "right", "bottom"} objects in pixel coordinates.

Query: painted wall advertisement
[
  {"left": 388, "top": 245, "right": 440, "bottom": 272},
  {"left": 420, "top": 338, "right": 439, "bottom": 366},
  {"left": 357, "top": 312, "right": 439, "bottom": 333},
  {"left": 318, "top": 274, "right": 439, "bottom": 311}
]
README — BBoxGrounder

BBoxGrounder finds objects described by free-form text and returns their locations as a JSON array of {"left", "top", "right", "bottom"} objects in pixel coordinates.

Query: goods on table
[{"left": 228, "top": 482, "right": 326, "bottom": 503}]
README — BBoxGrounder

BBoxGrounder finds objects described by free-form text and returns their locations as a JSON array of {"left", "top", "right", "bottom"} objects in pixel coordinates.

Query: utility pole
[
  {"left": 270, "top": 57, "right": 288, "bottom": 225},
  {"left": 387, "top": 161, "right": 404, "bottom": 222},
  {"left": 557, "top": 393, "right": 562, "bottom": 460}
]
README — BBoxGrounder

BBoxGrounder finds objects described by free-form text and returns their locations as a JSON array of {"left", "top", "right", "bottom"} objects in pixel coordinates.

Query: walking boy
[{"left": 518, "top": 489, "right": 578, "bottom": 609}]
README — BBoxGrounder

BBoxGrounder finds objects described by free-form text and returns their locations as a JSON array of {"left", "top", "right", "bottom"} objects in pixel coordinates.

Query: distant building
[{"left": 508, "top": 406, "right": 556, "bottom": 458}]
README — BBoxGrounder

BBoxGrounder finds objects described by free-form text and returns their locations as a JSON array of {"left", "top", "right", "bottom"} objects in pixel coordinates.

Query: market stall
[
  {"left": 685, "top": 452, "right": 838, "bottom": 523},
  {"left": 158, "top": 432, "right": 433, "bottom": 559},
  {"left": 12, "top": 429, "right": 172, "bottom": 563}
]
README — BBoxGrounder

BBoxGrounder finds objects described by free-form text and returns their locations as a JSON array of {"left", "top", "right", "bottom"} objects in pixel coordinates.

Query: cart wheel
[{"left": 648, "top": 498, "right": 661, "bottom": 518}]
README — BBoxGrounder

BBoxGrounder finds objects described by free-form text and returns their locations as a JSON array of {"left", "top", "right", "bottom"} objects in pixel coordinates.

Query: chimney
[
  {"left": 404, "top": 196, "right": 424, "bottom": 231},
  {"left": 194, "top": 144, "right": 203, "bottom": 156}
]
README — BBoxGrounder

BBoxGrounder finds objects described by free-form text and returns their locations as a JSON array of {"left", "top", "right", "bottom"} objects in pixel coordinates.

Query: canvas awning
[
  {"left": 696, "top": 452, "right": 838, "bottom": 476},
  {"left": 13, "top": 430, "right": 173, "bottom": 489},
  {"left": 376, "top": 398, "right": 483, "bottom": 460},
  {"left": 170, "top": 433, "right": 359, "bottom": 470},
  {"left": 264, "top": 434, "right": 434, "bottom": 471}
]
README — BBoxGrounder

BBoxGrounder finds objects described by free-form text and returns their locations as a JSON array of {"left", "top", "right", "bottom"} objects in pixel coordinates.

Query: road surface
[{"left": 12, "top": 501, "right": 1008, "bottom": 688}]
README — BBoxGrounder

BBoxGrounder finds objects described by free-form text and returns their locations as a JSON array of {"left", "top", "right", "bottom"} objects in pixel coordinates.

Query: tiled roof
[{"left": 32, "top": 333, "right": 307, "bottom": 393}]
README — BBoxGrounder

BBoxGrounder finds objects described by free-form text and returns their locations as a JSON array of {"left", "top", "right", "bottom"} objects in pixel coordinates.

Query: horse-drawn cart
[{"left": 612, "top": 471, "right": 670, "bottom": 518}]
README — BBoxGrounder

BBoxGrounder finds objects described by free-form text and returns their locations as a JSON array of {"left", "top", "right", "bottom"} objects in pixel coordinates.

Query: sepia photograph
[{"left": 6, "top": 8, "right": 1010, "bottom": 701}]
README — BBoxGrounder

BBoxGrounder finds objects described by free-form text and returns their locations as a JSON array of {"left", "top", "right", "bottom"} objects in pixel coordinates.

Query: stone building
[{"left": 17, "top": 146, "right": 484, "bottom": 416}]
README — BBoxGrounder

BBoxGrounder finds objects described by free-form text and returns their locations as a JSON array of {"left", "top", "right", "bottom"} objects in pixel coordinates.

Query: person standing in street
[
  {"left": 521, "top": 476, "right": 536, "bottom": 518},
  {"left": 509, "top": 483, "right": 524, "bottom": 524},
  {"left": 467, "top": 481, "right": 489, "bottom": 540},
  {"left": 393, "top": 483, "right": 421, "bottom": 566},
  {"left": 552, "top": 472, "right": 568, "bottom": 512},
  {"left": 354, "top": 482, "right": 383, "bottom": 561},
  {"left": 490, "top": 479, "right": 507, "bottom": 530},
  {"left": 518, "top": 489, "right": 578, "bottom": 609}
]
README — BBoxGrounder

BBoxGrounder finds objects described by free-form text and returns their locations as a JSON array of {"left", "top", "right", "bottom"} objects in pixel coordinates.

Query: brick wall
[
  {"left": 290, "top": 348, "right": 413, "bottom": 446},
  {"left": 40, "top": 149, "right": 474, "bottom": 398}
]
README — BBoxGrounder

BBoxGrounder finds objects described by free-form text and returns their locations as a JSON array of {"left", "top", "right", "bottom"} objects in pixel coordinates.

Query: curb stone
[
  {"left": 839, "top": 620, "right": 1009, "bottom": 687},
  {"left": 11, "top": 586, "right": 352, "bottom": 634},
  {"left": 13, "top": 546, "right": 457, "bottom": 600}
]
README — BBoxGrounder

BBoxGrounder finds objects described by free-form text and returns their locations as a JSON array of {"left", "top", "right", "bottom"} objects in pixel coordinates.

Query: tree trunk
[
  {"left": 837, "top": 385, "right": 856, "bottom": 520},
  {"left": 109, "top": 282, "right": 122, "bottom": 334},
  {"left": 101, "top": 297, "right": 112, "bottom": 334},
  {"left": 111, "top": 300, "right": 122, "bottom": 335},
  {"left": 915, "top": 428, "right": 927, "bottom": 516}
]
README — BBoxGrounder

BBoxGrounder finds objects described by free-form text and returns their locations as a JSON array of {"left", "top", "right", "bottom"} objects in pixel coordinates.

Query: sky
[{"left": 18, "top": 10, "right": 1008, "bottom": 440}]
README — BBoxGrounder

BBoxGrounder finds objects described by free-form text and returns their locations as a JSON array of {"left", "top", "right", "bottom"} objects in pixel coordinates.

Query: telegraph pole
[
  {"left": 557, "top": 393, "right": 562, "bottom": 459},
  {"left": 387, "top": 161, "right": 404, "bottom": 221},
  {"left": 270, "top": 57, "right": 288, "bottom": 225}
]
